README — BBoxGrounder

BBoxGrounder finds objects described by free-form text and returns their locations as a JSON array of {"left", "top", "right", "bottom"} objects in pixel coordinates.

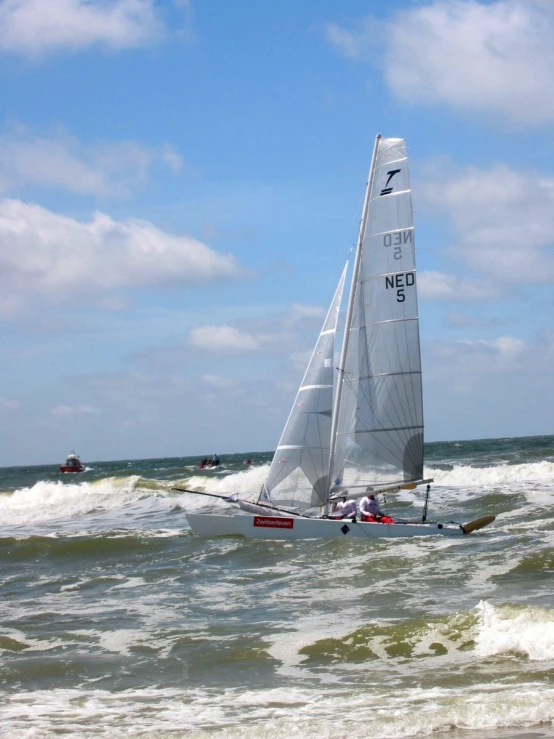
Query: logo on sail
[{"left": 380, "top": 169, "right": 401, "bottom": 196}]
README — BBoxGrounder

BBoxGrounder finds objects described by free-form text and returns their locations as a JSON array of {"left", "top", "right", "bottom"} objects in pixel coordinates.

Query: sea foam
[
  {"left": 425, "top": 459, "right": 554, "bottom": 487},
  {"left": 476, "top": 600, "right": 554, "bottom": 661},
  {"left": 0, "top": 476, "right": 150, "bottom": 526}
]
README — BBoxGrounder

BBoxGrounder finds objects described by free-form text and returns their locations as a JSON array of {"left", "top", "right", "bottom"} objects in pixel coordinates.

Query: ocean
[{"left": 1, "top": 435, "right": 553, "bottom": 739}]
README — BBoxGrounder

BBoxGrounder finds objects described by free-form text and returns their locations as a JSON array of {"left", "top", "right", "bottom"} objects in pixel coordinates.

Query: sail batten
[
  {"left": 378, "top": 157, "right": 406, "bottom": 166},
  {"left": 360, "top": 271, "right": 416, "bottom": 286},
  {"left": 365, "top": 318, "right": 419, "bottom": 327},
  {"left": 358, "top": 370, "right": 422, "bottom": 380},
  {"left": 372, "top": 227, "right": 415, "bottom": 239},
  {"left": 337, "top": 424, "right": 423, "bottom": 435},
  {"left": 381, "top": 188, "right": 411, "bottom": 197}
]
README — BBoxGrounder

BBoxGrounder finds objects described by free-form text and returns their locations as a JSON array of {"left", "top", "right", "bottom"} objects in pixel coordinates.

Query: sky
[{"left": 1, "top": 0, "right": 554, "bottom": 466}]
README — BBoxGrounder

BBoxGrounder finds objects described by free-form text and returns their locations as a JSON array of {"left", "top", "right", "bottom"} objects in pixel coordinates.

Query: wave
[
  {"left": 0, "top": 476, "right": 173, "bottom": 527},
  {"left": 298, "top": 600, "right": 554, "bottom": 665},
  {"left": 172, "top": 465, "right": 271, "bottom": 513},
  {"left": 183, "top": 458, "right": 554, "bottom": 494},
  {"left": 176, "top": 464, "right": 270, "bottom": 494},
  {"left": 0, "top": 465, "right": 272, "bottom": 527},
  {"left": 0, "top": 532, "right": 179, "bottom": 561},
  {"left": 475, "top": 600, "right": 554, "bottom": 661},
  {"left": 4, "top": 458, "right": 552, "bottom": 529},
  {"left": 425, "top": 459, "right": 554, "bottom": 486},
  {"left": 2, "top": 617, "right": 553, "bottom": 739}
]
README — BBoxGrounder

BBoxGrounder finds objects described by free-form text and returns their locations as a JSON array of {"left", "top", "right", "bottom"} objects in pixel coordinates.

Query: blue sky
[{"left": 1, "top": 0, "right": 554, "bottom": 466}]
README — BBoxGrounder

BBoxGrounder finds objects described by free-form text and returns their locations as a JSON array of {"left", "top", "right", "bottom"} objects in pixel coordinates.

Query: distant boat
[
  {"left": 60, "top": 452, "right": 85, "bottom": 473},
  {"left": 199, "top": 455, "right": 220, "bottom": 469}
]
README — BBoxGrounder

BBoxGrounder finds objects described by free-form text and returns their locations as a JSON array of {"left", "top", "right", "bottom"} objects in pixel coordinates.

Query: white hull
[
  {"left": 185, "top": 512, "right": 493, "bottom": 540},
  {"left": 186, "top": 513, "right": 241, "bottom": 537},
  {"left": 234, "top": 515, "right": 465, "bottom": 539}
]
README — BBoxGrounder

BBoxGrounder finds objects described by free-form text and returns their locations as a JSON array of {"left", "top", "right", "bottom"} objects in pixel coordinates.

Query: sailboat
[{"left": 186, "top": 135, "right": 495, "bottom": 540}]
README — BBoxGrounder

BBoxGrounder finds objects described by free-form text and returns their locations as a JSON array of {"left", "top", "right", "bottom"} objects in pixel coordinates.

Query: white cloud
[
  {"left": 159, "top": 147, "right": 184, "bottom": 173},
  {"left": 51, "top": 404, "right": 102, "bottom": 415},
  {"left": 0, "top": 199, "right": 243, "bottom": 318},
  {"left": 422, "top": 332, "right": 554, "bottom": 440},
  {"left": 201, "top": 374, "right": 238, "bottom": 388},
  {"left": 445, "top": 311, "right": 506, "bottom": 327},
  {"left": 425, "top": 335, "right": 530, "bottom": 388},
  {"left": 0, "top": 0, "right": 164, "bottom": 57},
  {"left": 420, "top": 163, "right": 554, "bottom": 285},
  {"left": 287, "top": 303, "right": 326, "bottom": 322},
  {"left": 188, "top": 300, "right": 331, "bottom": 357},
  {"left": 0, "top": 396, "right": 20, "bottom": 409},
  {"left": 325, "top": 16, "right": 382, "bottom": 60},
  {"left": 0, "top": 126, "right": 181, "bottom": 197},
  {"left": 418, "top": 270, "right": 502, "bottom": 301},
  {"left": 459, "top": 336, "right": 528, "bottom": 363},
  {"left": 189, "top": 325, "right": 259, "bottom": 353},
  {"left": 329, "top": 0, "right": 554, "bottom": 126}
]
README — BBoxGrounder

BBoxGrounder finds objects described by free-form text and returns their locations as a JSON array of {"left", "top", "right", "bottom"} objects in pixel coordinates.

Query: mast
[{"left": 325, "top": 134, "right": 381, "bottom": 514}]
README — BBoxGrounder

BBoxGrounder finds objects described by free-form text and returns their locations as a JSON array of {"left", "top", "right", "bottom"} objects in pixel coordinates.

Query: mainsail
[
  {"left": 261, "top": 263, "right": 348, "bottom": 510},
  {"left": 331, "top": 136, "right": 424, "bottom": 492}
]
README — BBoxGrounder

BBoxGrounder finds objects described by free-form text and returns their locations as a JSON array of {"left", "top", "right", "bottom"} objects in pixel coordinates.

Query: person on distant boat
[
  {"left": 200, "top": 458, "right": 208, "bottom": 469},
  {"left": 212, "top": 454, "right": 220, "bottom": 467}
]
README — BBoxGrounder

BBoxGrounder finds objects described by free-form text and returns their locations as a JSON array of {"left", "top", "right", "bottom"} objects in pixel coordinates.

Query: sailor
[
  {"left": 359, "top": 490, "right": 383, "bottom": 521},
  {"left": 337, "top": 495, "right": 358, "bottom": 519},
  {"left": 330, "top": 493, "right": 357, "bottom": 519}
]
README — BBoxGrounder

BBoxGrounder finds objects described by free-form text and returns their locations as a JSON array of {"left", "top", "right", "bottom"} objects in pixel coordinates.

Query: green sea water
[{"left": 0, "top": 435, "right": 553, "bottom": 738}]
